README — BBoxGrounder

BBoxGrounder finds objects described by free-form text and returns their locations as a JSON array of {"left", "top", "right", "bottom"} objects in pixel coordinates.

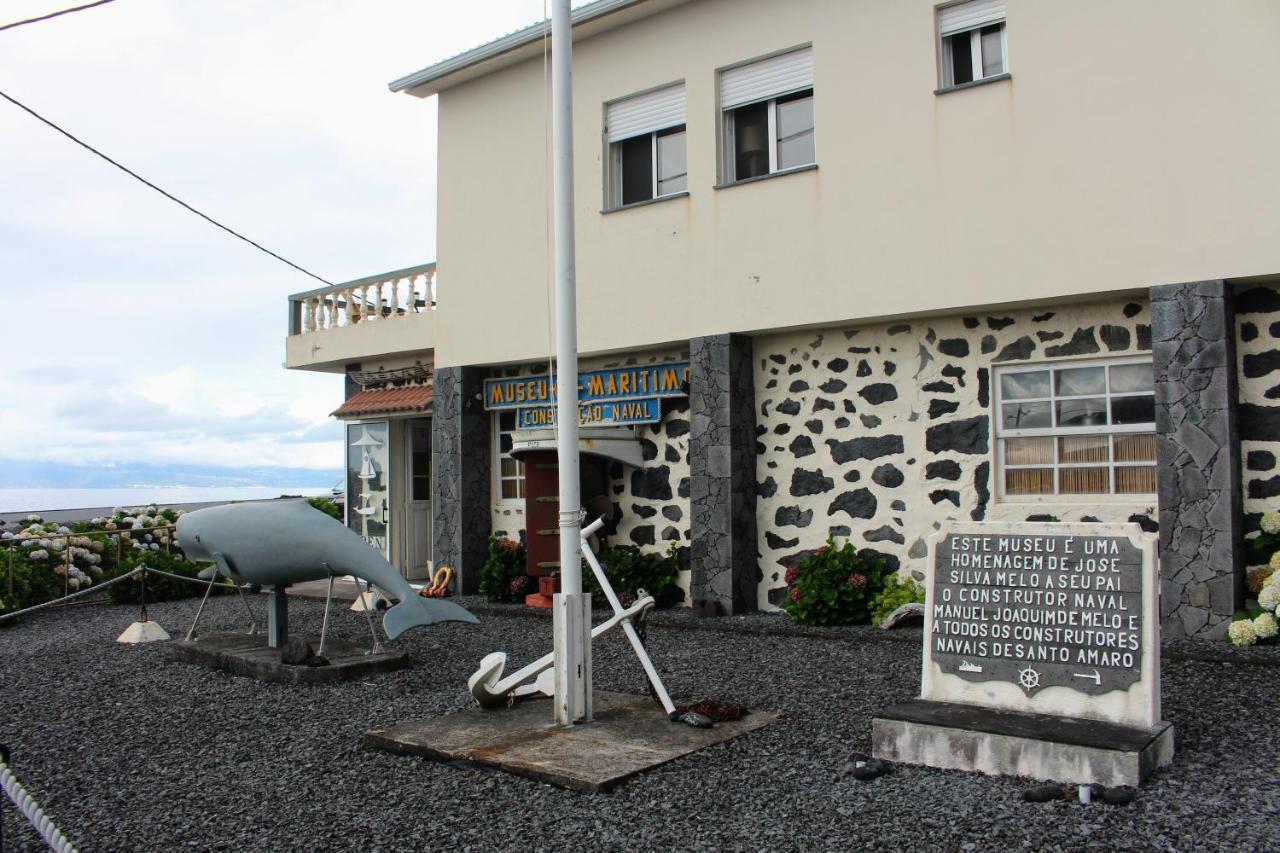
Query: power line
[
  {"left": 0, "top": 0, "right": 117, "bottom": 33},
  {"left": 0, "top": 87, "right": 334, "bottom": 286}
]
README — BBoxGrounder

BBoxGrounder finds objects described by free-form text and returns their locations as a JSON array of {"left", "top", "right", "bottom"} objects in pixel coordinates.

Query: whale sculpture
[{"left": 175, "top": 499, "right": 477, "bottom": 639}]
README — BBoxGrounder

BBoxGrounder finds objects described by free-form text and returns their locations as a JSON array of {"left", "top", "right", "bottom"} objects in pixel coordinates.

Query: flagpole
[{"left": 550, "top": 0, "right": 590, "bottom": 725}]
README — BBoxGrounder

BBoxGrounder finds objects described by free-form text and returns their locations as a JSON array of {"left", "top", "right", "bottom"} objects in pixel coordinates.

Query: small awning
[
  {"left": 510, "top": 427, "right": 645, "bottom": 467},
  {"left": 331, "top": 384, "right": 432, "bottom": 419}
]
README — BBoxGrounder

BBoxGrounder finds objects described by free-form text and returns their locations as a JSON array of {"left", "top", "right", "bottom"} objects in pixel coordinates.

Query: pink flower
[
  {"left": 508, "top": 575, "right": 529, "bottom": 594},
  {"left": 790, "top": 586, "right": 801, "bottom": 602},
  {"left": 816, "top": 545, "right": 831, "bottom": 555},
  {"left": 847, "top": 573, "right": 867, "bottom": 588},
  {"left": 784, "top": 566, "right": 799, "bottom": 585}
]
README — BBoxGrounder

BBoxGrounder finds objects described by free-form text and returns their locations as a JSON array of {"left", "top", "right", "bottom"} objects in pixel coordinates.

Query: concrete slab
[
  {"left": 363, "top": 691, "right": 775, "bottom": 792},
  {"left": 171, "top": 632, "right": 409, "bottom": 685}
]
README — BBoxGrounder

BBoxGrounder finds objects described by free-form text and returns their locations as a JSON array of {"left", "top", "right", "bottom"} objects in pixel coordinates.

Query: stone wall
[
  {"left": 1237, "top": 283, "right": 1280, "bottom": 558},
  {"left": 431, "top": 366, "right": 491, "bottom": 595},
  {"left": 753, "top": 298, "right": 1158, "bottom": 611}
]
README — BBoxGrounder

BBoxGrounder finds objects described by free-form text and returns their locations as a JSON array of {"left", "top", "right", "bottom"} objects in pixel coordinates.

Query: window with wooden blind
[
  {"left": 995, "top": 357, "right": 1157, "bottom": 499},
  {"left": 719, "top": 46, "right": 815, "bottom": 183},
  {"left": 937, "top": 0, "right": 1007, "bottom": 89}
]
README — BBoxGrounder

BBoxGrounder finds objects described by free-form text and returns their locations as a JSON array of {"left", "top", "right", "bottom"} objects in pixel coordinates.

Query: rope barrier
[
  {"left": 0, "top": 569, "right": 141, "bottom": 624},
  {"left": 0, "top": 749, "right": 79, "bottom": 853}
]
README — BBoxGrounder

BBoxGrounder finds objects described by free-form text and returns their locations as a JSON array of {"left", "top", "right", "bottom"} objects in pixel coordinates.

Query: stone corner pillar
[
  {"left": 431, "top": 366, "right": 491, "bottom": 595},
  {"left": 1151, "top": 280, "right": 1243, "bottom": 639},
  {"left": 689, "top": 334, "right": 759, "bottom": 615}
]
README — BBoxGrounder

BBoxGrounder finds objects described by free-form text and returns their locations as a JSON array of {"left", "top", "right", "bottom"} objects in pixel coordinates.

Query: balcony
[{"left": 285, "top": 263, "right": 438, "bottom": 371}]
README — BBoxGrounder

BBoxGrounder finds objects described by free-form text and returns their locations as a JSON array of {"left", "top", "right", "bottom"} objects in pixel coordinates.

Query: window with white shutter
[
  {"left": 604, "top": 82, "right": 688, "bottom": 209},
  {"left": 937, "top": 0, "right": 1008, "bottom": 90},
  {"left": 718, "top": 46, "right": 815, "bottom": 184}
]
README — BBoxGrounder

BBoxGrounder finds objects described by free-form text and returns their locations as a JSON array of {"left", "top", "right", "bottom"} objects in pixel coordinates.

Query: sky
[{"left": 0, "top": 0, "right": 571, "bottom": 482}]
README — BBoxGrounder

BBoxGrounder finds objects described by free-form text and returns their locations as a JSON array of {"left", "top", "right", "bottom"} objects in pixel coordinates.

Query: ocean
[{"left": 0, "top": 486, "right": 334, "bottom": 515}]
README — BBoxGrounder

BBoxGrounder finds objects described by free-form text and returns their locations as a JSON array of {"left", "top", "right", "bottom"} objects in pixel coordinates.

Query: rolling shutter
[
  {"left": 606, "top": 83, "right": 686, "bottom": 144},
  {"left": 720, "top": 46, "right": 813, "bottom": 110},
  {"left": 938, "top": 0, "right": 1005, "bottom": 36}
]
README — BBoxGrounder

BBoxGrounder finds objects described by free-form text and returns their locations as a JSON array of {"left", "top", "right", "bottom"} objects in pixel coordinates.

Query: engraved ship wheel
[{"left": 1018, "top": 666, "right": 1040, "bottom": 692}]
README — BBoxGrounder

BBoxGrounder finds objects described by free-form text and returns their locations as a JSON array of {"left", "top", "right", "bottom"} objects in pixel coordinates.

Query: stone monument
[{"left": 872, "top": 521, "right": 1174, "bottom": 786}]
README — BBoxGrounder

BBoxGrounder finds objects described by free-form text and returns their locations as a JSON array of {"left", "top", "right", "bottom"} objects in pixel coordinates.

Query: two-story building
[{"left": 285, "top": 0, "right": 1280, "bottom": 637}]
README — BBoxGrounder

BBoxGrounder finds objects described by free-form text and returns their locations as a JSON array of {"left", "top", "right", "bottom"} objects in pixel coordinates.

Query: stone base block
[
  {"left": 872, "top": 700, "right": 1174, "bottom": 787},
  {"left": 172, "top": 632, "right": 409, "bottom": 685}
]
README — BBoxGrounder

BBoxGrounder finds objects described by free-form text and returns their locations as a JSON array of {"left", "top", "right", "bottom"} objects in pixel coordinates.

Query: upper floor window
[
  {"left": 720, "top": 46, "right": 814, "bottom": 183},
  {"left": 995, "top": 357, "right": 1156, "bottom": 499},
  {"left": 938, "top": 0, "right": 1007, "bottom": 88},
  {"left": 606, "top": 83, "right": 687, "bottom": 208}
]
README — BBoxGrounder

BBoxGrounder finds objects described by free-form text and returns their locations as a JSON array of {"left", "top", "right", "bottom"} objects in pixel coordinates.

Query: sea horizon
[{"left": 0, "top": 486, "right": 336, "bottom": 515}]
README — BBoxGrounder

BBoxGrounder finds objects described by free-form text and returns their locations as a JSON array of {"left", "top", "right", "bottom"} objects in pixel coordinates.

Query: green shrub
[
  {"left": 781, "top": 535, "right": 889, "bottom": 626},
  {"left": 307, "top": 497, "right": 342, "bottom": 520},
  {"left": 583, "top": 543, "right": 683, "bottom": 608},
  {"left": 105, "top": 548, "right": 226, "bottom": 604},
  {"left": 870, "top": 573, "right": 927, "bottom": 624},
  {"left": 480, "top": 536, "right": 527, "bottom": 602}
]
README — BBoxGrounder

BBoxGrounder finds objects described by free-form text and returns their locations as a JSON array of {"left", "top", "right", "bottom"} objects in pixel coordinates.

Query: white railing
[{"left": 288, "top": 263, "right": 437, "bottom": 336}]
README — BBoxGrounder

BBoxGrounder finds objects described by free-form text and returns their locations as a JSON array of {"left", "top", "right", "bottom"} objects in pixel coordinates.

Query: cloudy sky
[{"left": 0, "top": 0, "right": 570, "bottom": 482}]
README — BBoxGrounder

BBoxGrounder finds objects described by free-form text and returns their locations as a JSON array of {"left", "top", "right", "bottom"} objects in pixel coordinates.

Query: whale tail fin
[{"left": 383, "top": 595, "right": 479, "bottom": 639}]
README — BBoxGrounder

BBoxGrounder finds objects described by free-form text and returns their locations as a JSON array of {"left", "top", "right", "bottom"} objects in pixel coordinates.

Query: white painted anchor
[{"left": 467, "top": 516, "right": 677, "bottom": 716}]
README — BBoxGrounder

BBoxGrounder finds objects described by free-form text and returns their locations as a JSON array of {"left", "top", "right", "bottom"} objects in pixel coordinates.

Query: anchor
[{"left": 467, "top": 515, "right": 677, "bottom": 717}]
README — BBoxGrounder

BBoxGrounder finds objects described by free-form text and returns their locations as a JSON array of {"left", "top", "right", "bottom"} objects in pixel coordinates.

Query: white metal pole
[{"left": 550, "top": 0, "right": 590, "bottom": 725}]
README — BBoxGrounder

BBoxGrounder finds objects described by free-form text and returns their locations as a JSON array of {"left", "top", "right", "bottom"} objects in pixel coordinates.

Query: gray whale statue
[{"left": 174, "top": 500, "right": 478, "bottom": 639}]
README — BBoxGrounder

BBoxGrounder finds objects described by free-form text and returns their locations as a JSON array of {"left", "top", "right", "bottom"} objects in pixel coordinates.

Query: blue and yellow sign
[{"left": 484, "top": 362, "right": 689, "bottom": 428}]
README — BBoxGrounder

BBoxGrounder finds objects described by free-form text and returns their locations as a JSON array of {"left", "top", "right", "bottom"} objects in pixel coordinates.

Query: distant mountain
[{"left": 0, "top": 460, "right": 341, "bottom": 490}]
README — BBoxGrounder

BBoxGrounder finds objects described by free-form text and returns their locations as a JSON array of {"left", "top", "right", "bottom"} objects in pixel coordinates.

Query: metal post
[
  {"left": 550, "top": 0, "right": 590, "bottom": 725},
  {"left": 267, "top": 585, "right": 288, "bottom": 649},
  {"left": 318, "top": 574, "right": 335, "bottom": 655}
]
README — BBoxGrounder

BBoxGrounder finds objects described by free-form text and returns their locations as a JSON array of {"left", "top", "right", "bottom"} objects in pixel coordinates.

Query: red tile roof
[{"left": 331, "top": 384, "right": 433, "bottom": 418}]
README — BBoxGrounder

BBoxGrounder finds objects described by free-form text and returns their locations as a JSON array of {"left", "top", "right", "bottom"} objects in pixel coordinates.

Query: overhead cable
[
  {"left": 0, "top": 87, "right": 334, "bottom": 286},
  {"left": 0, "top": 0, "right": 117, "bottom": 33}
]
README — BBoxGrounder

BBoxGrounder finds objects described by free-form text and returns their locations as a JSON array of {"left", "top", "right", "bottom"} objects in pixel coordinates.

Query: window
[
  {"left": 995, "top": 357, "right": 1156, "bottom": 498},
  {"left": 938, "top": 0, "right": 1006, "bottom": 88},
  {"left": 720, "top": 46, "right": 814, "bottom": 183},
  {"left": 606, "top": 83, "right": 687, "bottom": 208},
  {"left": 493, "top": 411, "right": 525, "bottom": 501}
]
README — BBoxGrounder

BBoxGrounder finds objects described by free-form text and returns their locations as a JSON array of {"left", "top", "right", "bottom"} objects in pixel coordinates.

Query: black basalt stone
[
  {"left": 860, "top": 414, "right": 881, "bottom": 428},
  {"left": 665, "top": 418, "right": 689, "bottom": 438},
  {"left": 1247, "top": 450, "right": 1277, "bottom": 471},
  {"left": 977, "top": 368, "right": 990, "bottom": 408},
  {"left": 1271, "top": 321, "right": 1280, "bottom": 338},
  {"left": 769, "top": 353, "right": 787, "bottom": 364},
  {"left": 963, "top": 317, "right": 981, "bottom": 329},
  {"left": 856, "top": 360, "right": 873, "bottom": 377},
  {"left": 661, "top": 526, "right": 681, "bottom": 541},
  {"left": 928, "top": 399, "right": 959, "bottom": 419},
  {"left": 843, "top": 399, "right": 857, "bottom": 414},
  {"left": 987, "top": 316, "right": 1015, "bottom": 331},
  {"left": 757, "top": 477, "right": 778, "bottom": 498},
  {"left": 922, "top": 381, "right": 954, "bottom": 393},
  {"left": 640, "top": 438, "right": 658, "bottom": 461},
  {"left": 765, "top": 379, "right": 777, "bottom": 389},
  {"left": 630, "top": 525, "right": 656, "bottom": 546},
  {"left": 858, "top": 383, "right": 898, "bottom": 405},
  {"left": 995, "top": 336, "right": 1036, "bottom": 362},
  {"left": 844, "top": 470, "right": 861, "bottom": 483},
  {"left": 820, "top": 378, "right": 848, "bottom": 393},
  {"left": 1136, "top": 324, "right": 1151, "bottom": 350},
  {"left": 864, "top": 525, "right": 905, "bottom": 545},
  {"left": 665, "top": 445, "right": 681, "bottom": 462},
  {"left": 1032, "top": 312, "right": 1055, "bottom": 322},
  {"left": 790, "top": 435, "right": 816, "bottom": 458},
  {"left": 981, "top": 335, "right": 997, "bottom": 354},
  {"left": 890, "top": 499, "right": 906, "bottom": 511},
  {"left": 1036, "top": 330, "right": 1064, "bottom": 342},
  {"left": 940, "top": 365, "right": 965, "bottom": 387},
  {"left": 887, "top": 324, "right": 911, "bottom": 335},
  {"left": 777, "top": 399, "right": 801, "bottom": 416},
  {"left": 827, "top": 357, "right": 849, "bottom": 373},
  {"left": 791, "top": 467, "right": 835, "bottom": 496},
  {"left": 1237, "top": 286, "right": 1280, "bottom": 314},
  {"left": 829, "top": 525, "right": 852, "bottom": 537},
  {"left": 884, "top": 362, "right": 897, "bottom": 376},
  {"left": 1045, "top": 327, "right": 1100, "bottom": 358},
  {"left": 788, "top": 363, "right": 803, "bottom": 374},
  {"left": 1100, "top": 324, "right": 1131, "bottom": 351},
  {"left": 926, "top": 416, "right": 989, "bottom": 454},
  {"left": 805, "top": 419, "right": 824, "bottom": 434},
  {"left": 835, "top": 417, "right": 850, "bottom": 428},
  {"left": 631, "top": 466, "right": 673, "bottom": 500},
  {"left": 926, "top": 460, "right": 961, "bottom": 480},
  {"left": 930, "top": 489, "right": 960, "bottom": 507},
  {"left": 632, "top": 503, "right": 657, "bottom": 519},
  {"left": 662, "top": 505, "right": 683, "bottom": 522},
  {"left": 972, "top": 461, "right": 990, "bottom": 521},
  {"left": 774, "top": 423, "right": 791, "bottom": 435},
  {"left": 1249, "top": 476, "right": 1280, "bottom": 499},
  {"left": 827, "top": 435, "right": 905, "bottom": 463},
  {"left": 829, "top": 488, "right": 877, "bottom": 520},
  {"left": 1243, "top": 351, "right": 1280, "bottom": 379},
  {"left": 280, "top": 639, "right": 315, "bottom": 666},
  {"left": 789, "top": 379, "right": 810, "bottom": 392},
  {"left": 1240, "top": 404, "right": 1280, "bottom": 441},
  {"left": 775, "top": 506, "right": 814, "bottom": 528},
  {"left": 938, "top": 338, "right": 970, "bottom": 357},
  {"left": 766, "top": 531, "right": 799, "bottom": 549},
  {"left": 1123, "top": 302, "right": 1142, "bottom": 318},
  {"left": 813, "top": 398, "right": 835, "bottom": 412},
  {"left": 871, "top": 464, "right": 904, "bottom": 488}
]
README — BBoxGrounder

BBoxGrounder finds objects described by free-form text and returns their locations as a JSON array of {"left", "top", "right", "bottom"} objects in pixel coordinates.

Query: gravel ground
[{"left": 2, "top": 596, "right": 1279, "bottom": 852}]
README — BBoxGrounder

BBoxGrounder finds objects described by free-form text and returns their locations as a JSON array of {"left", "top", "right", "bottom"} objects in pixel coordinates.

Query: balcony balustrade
[{"left": 288, "top": 263, "right": 437, "bottom": 336}]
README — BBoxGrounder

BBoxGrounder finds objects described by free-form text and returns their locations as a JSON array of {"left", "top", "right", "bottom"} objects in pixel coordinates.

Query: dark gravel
[{"left": 2, "top": 596, "right": 1278, "bottom": 852}]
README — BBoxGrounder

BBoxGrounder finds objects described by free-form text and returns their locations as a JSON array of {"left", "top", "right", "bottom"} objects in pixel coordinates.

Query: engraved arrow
[{"left": 1072, "top": 669, "right": 1101, "bottom": 685}]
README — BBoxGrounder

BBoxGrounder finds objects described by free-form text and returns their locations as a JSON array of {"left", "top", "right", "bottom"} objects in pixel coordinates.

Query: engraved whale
[{"left": 174, "top": 500, "right": 478, "bottom": 639}]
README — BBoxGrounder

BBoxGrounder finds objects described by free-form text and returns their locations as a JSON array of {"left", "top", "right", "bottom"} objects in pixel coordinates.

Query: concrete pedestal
[
  {"left": 172, "top": 633, "right": 409, "bottom": 685},
  {"left": 872, "top": 700, "right": 1174, "bottom": 787}
]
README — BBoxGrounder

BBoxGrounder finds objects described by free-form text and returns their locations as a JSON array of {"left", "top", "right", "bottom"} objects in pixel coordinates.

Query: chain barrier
[
  {"left": 0, "top": 746, "right": 79, "bottom": 853},
  {"left": 0, "top": 568, "right": 142, "bottom": 624}
]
